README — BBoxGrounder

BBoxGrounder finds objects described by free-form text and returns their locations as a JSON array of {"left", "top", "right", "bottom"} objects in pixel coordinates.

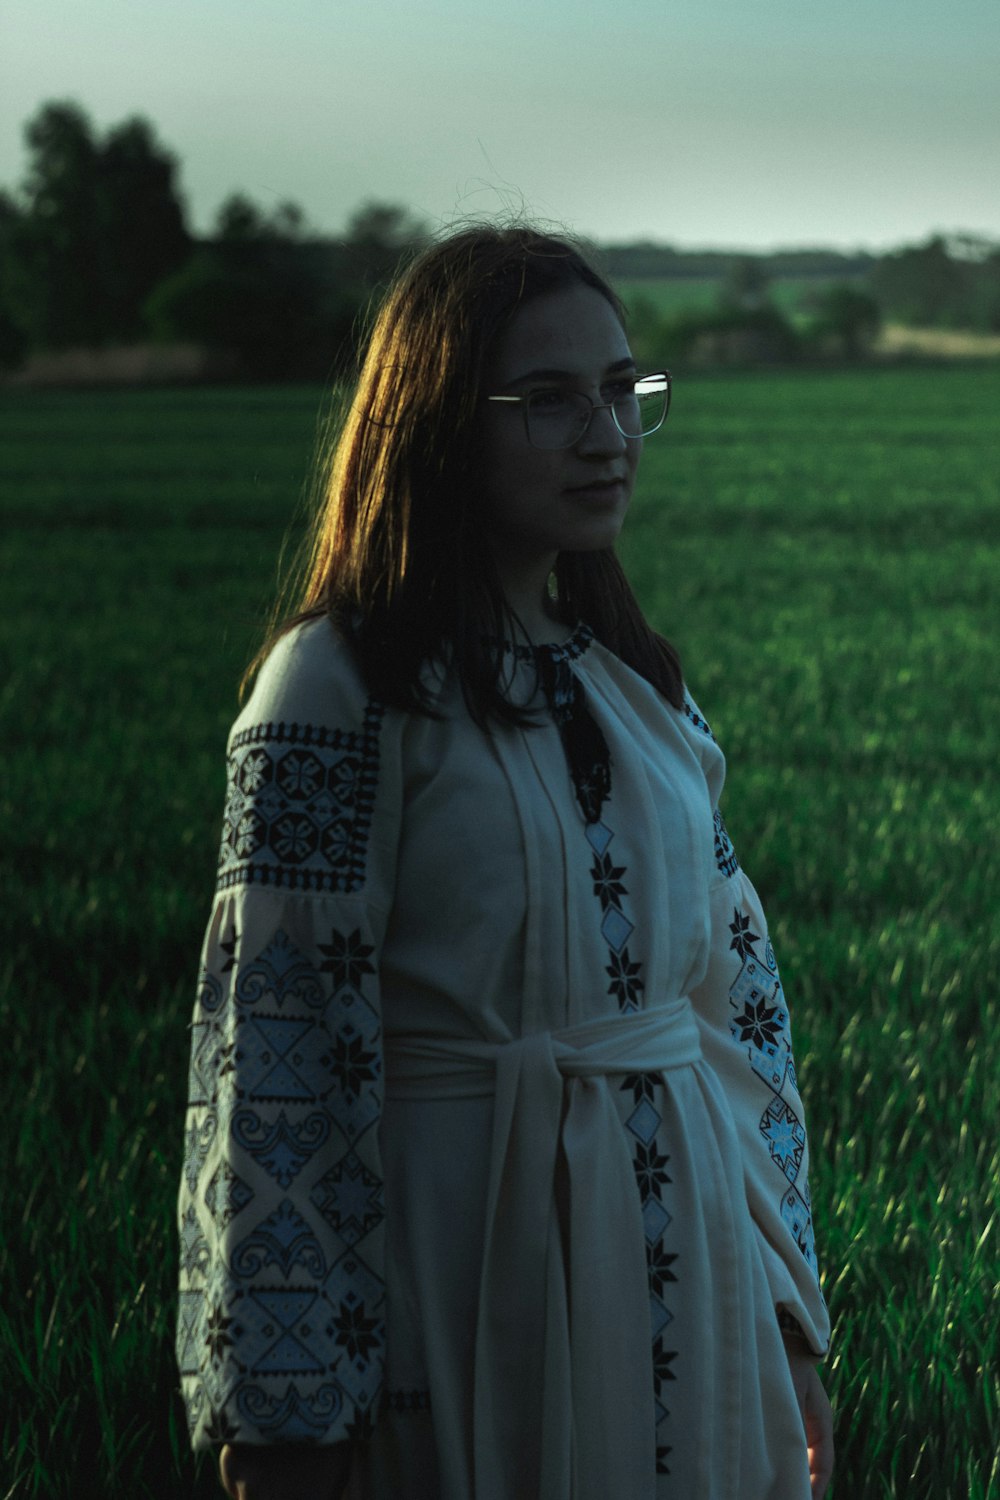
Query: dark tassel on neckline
[{"left": 535, "top": 649, "right": 612, "bottom": 825}]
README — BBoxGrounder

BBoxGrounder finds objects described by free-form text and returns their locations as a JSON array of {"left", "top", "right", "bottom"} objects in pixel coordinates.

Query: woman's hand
[
  {"left": 782, "top": 1341, "right": 835, "bottom": 1499},
  {"left": 219, "top": 1441, "right": 352, "bottom": 1500}
]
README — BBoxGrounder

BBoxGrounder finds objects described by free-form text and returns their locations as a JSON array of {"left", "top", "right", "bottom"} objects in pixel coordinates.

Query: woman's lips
[{"left": 565, "top": 479, "right": 626, "bottom": 501}]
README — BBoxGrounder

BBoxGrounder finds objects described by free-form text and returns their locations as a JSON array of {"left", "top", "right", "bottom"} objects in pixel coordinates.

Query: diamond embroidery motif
[
  {"left": 649, "top": 1296, "right": 672, "bottom": 1339},
  {"left": 311, "top": 1152, "right": 385, "bottom": 1247},
  {"left": 626, "top": 1098, "right": 661, "bottom": 1146},
  {"left": 203, "top": 1161, "right": 253, "bottom": 1229},
  {"left": 584, "top": 820, "right": 613, "bottom": 857},
  {"left": 642, "top": 1197, "right": 672, "bottom": 1245},
  {"left": 601, "top": 906, "right": 634, "bottom": 952}
]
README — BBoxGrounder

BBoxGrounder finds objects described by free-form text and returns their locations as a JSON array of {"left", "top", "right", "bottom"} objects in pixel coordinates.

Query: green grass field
[{"left": 2, "top": 366, "right": 999, "bottom": 1497}]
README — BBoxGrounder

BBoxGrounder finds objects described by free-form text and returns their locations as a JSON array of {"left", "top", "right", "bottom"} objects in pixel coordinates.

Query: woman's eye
[{"left": 531, "top": 390, "right": 573, "bottom": 413}]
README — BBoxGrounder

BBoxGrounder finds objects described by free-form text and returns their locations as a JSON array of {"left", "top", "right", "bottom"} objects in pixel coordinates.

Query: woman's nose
[{"left": 577, "top": 402, "right": 628, "bottom": 455}]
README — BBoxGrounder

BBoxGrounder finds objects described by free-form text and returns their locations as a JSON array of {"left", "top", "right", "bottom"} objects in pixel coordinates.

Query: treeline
[
  {"left": 599, "top": 235, "right": 1000, "bottom": 364},
  {"left": 597, "top": 241, "right": 877, "bottom": 283},
  {"left": 0, "top": 102, "right": 429, "bottom": 379},
  {"left": 2, "top": 101, "right": 999, "bottom": 380},
  {"left": 599, "top": 237, "right": 1000, "bottom": 333}
]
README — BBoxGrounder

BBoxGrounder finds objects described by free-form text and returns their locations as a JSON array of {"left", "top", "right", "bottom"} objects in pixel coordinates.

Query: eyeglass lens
[{"left": 526, "top": 376, "right": 669, "bottom": 449}]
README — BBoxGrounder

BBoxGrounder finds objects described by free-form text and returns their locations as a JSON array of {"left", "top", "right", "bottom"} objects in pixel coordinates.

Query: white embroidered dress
[{"left": 176, "top": 617, "right": 830, "bottom": 1500}]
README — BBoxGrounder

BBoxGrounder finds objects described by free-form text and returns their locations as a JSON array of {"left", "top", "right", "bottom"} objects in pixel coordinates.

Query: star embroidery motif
[
  {"left": 646, "top": 1240, "right": 678, "bottom": 1296},
  {"left": 620, "top": 1072, "right": 657, "bottom": 1106},
  {"left": 651, "top": 1335, "right": 678, "bottom": 1392},
  {"left": 633, "top": 1139, "right": 672, "bottom": 1200},
  {"left": 330, "top": 1030, "right": 378, "bottom": 1104},
  {"left": 319, "top": 928, "right": 376, "bottom": 990},
  {"left": 591, "top": 852, "right": 627, "bottom": 911},
  {"left": 734, "top": 993, "right": 782, "bottom": 1050},
  {"left": 606, "top": 947, "right": 645, "bottom": 1006},
  {"left": 332, "top": 1299, "right": 381, "bottom": 1362},
  {"left": 729, "top": 908, "right": 759, "bottom": 961},
  {"left": 765, "top": 1112, "right": 802, "bottom": 1169},
  {"left": 204, "top": 1303, "right": 234, "bottom": 1365}
]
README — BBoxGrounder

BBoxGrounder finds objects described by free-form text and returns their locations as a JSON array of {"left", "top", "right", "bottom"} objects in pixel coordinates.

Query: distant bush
[
  {"left": 802, "top": 283, "right": 882, "bottom": 360},
  {"left": 869, "top": 235, "right": 1000, "bottom": 332},
  {"left": 144, "top": 246, "right": 358, "bottom": 382},
  {"left": 639, "top": 303, "right": 802, "bottom": 368},
  {"left": 144, "top": 196, "right": 371, "bottom": 380}
]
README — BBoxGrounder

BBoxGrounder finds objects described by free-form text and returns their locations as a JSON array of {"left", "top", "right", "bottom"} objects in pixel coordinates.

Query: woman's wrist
[
  {"left": 781, "top": 1330, "right": 820, "bottom": 1362},
  {"left": 219, "top": 1440, "right": 353, "bottom": 1500}
]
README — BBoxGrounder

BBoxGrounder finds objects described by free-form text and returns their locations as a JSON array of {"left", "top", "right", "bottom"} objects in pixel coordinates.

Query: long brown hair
[{"left": 248, "top": 222, "right": 682, "bottom": 722}]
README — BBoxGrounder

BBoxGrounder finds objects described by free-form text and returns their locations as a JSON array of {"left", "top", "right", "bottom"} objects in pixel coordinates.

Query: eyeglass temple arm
[{"left": 486, "top": 374, "right": 669, "bottom": 403}]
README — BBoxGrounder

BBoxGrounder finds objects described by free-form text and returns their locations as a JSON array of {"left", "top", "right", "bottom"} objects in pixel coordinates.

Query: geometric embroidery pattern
[
  {"left": 204, "top": 1161, "right": 254, "bottom": 1230},
  {"left": 568, "top": 755, "right": 673, "bottom": 1480},
  {"left": 713, "top": 809, "right": 739, "bottom": 878},
  {"left": 178, "top": 898, "right": 387, "bottom": 1450},
  {"left": 234, "top": 1376, "right": 346, "bottom": 1439},
  {"left": 231, "top": 1198, "right": 329, "bottom": 1281},
  {"left": 585, "top": 819, "right": 645, "bottom": 1014},
  {"left": 217, "top": 703, "right": 384, "bottom": 894},
  {"left": 310, "top": 1151, "right": 386, "bottom": 1248},
  {"left": 231, "top": 1108, "right": 333, "bottom": 1189},
  {"left": 179, "top": 1206, "right": 211, "bottom": 1278},
  {"left": 725, "top": 898, "right": 819, "bottom": 1277},
  {"left": 761, "top": 1097, "right": 806, "bottom": 1183},
  {"left": 235, "top": 1015, "right": 331, "bottom": 1103},
  {"left": 684, "top": 678, "right": 826, "bottom": 1329},
  {"left": 234, "top": 929, "right": 327, "bottom": 1013},
  {"left": 384, "top": 1387, "right": 433, "bottom": 1413},
  {"left": 621, "top": 1065, "right": 676, "bottom": 1477},
  {"left": 682, "top": 696, "right": 717, "bottom": 742},
  {"left": 239, "top": 1288, "right": 327, "bottom": 1375}
]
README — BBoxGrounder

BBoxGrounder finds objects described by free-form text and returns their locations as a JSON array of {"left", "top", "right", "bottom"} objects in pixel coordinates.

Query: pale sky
[{"left": 2, "top": 0, "right": 998, "bottom": 251}]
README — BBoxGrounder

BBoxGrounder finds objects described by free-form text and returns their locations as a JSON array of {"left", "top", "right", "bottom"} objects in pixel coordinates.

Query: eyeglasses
[{"left": 485, "top": 370, "right": 671, "bottom": 450}]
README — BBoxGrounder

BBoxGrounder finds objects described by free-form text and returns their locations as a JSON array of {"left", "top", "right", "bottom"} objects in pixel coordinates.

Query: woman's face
[{"left": 478, "top": 282, "right": 641, "bottom": 573}]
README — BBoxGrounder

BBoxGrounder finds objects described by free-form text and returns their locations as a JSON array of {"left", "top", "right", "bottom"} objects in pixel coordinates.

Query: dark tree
[
  {"left": 2, "top": 100, "right": 190, "bottom": 350},
  {"left": 5, "top": 102, "right": 102, "bottom": 348},
  {"left": 0, "top": 191, "right": 29, "bottom": 368},
  {"left": 94, "top": 116, "right": 190, "bottom": 339},
  {"left": 869, "top": 236, "right": 968, "bottom": 328},
  {"left": 341, "top": 199, "right": 430, "bottom": 290}
]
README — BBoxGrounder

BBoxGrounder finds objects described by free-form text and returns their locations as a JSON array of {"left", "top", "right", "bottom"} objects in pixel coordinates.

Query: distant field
[
  {"left": 616, "top": 276, "right": 1000, "bottom": 362},
  {"left": 616, "top": 273, "right": 850, "bottom": 322},
  {"left": 2, "top": 367, "right": 999, "bottom": 1497}
]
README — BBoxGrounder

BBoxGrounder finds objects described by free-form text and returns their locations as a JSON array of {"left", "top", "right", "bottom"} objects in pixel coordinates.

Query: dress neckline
[{"left": 506, "top": 621, "right": 595, "bottom": 664}]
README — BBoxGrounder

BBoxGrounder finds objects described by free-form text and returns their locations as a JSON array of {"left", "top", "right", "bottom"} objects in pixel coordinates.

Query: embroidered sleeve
[
  {"left": 683, "top": 695, "right": 831, "bottom": 1359},
  {"left": 176, "top": 624, "right": 398, "bottom": 1449}
]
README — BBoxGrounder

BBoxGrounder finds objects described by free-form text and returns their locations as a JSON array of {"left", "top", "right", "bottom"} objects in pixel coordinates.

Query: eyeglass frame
[{"left": 484, "top": 369, "right": 672, "bottom": 450}]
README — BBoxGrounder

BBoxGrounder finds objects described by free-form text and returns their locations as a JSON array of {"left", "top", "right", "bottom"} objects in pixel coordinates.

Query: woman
[{"left": 177, "top": 224, "right": 834, "bottom": 1499}]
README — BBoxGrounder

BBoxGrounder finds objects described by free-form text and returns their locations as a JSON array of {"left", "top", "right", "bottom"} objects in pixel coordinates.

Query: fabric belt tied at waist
[{"left": 384, "top": 998, "right": 703, "bottom": 1500}]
